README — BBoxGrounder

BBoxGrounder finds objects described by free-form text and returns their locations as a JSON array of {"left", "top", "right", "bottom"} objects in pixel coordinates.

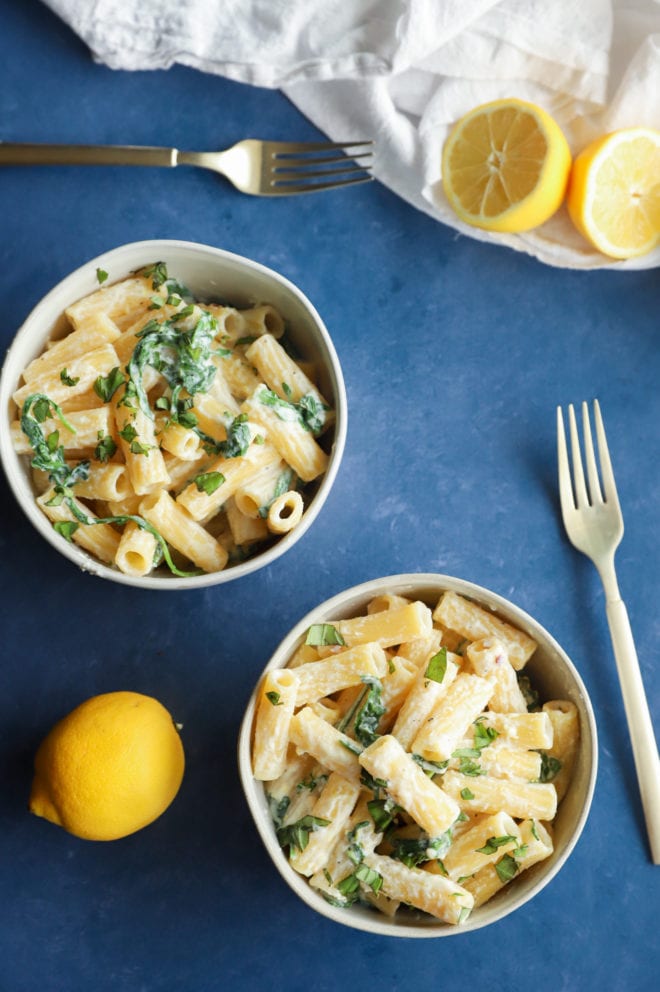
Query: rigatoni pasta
[
  {"left": 11, "top": 263, "right": 335, "bottom": 578},
  {"left": 251, "top": 589, "right": 580, "bottom": 927}
]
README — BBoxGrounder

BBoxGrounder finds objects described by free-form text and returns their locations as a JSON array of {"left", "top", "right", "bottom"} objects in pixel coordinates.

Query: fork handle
[
  {"left": 606, "top": 598, "right": 660, "bottom": 864},
  {"left": 0, "top": 142, "right": 177, "bottom": 168}
]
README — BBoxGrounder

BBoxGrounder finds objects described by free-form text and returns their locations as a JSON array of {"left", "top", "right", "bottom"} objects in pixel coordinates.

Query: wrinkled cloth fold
[{"left": 42, "top": 0, "right": 660, "bottom": 269}]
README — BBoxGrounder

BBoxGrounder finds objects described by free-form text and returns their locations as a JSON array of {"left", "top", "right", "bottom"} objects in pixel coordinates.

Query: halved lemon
[
  {"left": 441, "top": 98, "right": 572, "bottom": 233},
  {"left": 566, "top": 127, "right": 660, "bottom": 259}
]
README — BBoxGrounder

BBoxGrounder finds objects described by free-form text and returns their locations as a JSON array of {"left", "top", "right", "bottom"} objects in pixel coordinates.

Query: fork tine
[
  {"left": 271, "top": 140, "right": 374, "bottom": 156},
  {"left": 557, "top": 406, "right": 575, "bottom": 514},
  {"left": 567, "top": 403, "right": 589, "bottom": 508},
  {"left": 272, "top": 151, "right": 373, "bottom": 170},
  {"left": 273, "top": 163, "right": 372, "bottom": 182},
  {"left": 270, "top": 173, "right": 374, "bottom": 194},
  {"left": 581, "top": 400, "right": 603, "bottom": 504},
  {"left": 593, "top": 399, "right": 622, "bottom": 512}
]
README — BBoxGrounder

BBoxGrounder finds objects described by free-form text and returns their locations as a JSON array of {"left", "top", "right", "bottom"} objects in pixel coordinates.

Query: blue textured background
[{"left": 0, "top": 2, "right": 658, "bottom": 990}]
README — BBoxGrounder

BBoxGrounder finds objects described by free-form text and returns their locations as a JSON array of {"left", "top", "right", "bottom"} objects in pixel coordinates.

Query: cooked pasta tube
[
  {"left": 114, "top": 388, "right": 171, "bottom": 496},
  {"left": 37, "top": 488, "right": 120, "bottom": 564},
  {"left": 335, "top": 601, "right": 434, "bottom": 650},
  {"left": 241, "top": 384, "right": 329, "bottom": 483},
  {"left": 463, "top": 819, "right": 553, "bottom": 907},
  {"left": 294, "top": 643, "right": 389, "bottom": 707},
  {"left": 11, "top": 406, "right": 115, "bottom": 454},
  {"left": 65, "top": 275, "right": 153, "bottom": 328},
  {"left": 157, "top": 417, "right": 202, "bottom": 461},
  {"left": 114, "top": 520, "right": 159, "bottom": 577},
  {"left": 411, "top": 673, "right": 494, "bottom": 762},
  {"left": 466, "top": 637, "right": 528, "bottom": 713},
  {"left": 225, "top": 499, "right": 269, "bottom": 546},
  {"left": 175, "top": 433, "right": 281, "bottom": 521},
  {"left": 246, "top": 333, "right": 331, "bottom": 415},
  {"left": 289, "top": 707, "right": 362, "bottom": 783},
  {"left": 289, "top": 772, "right": 361, "bottom": 877},
  {"left": 433, "top": 592, "right": 537, "bottom": 670},
  {"left": 359, "top": 735, "right": 460, "bottom": 837},
  {"left": 364, "top": 853, "right": 473, "bottom": 925},
  {"left": 309, "top": 798, "right": 383, "bottom": 904},
  {"left": 267, "top": 491, "right": 304, "bottom": 534},
  {"left": 139, "top": 490, "right": 228, "bottom": 573},
  {"left": 23, "top": 312, "right": 120, "bottom": 383},
  {"left": 13, "top": 343, "right": 120, "bottom": 410},
  {"left": 391, "top": 655, "right": 460, "bottom": 750},
  {"left": 442, "top": 811, "right": 522, "bottom": 881},
  {"left": 253, "top": 669, "right": 299, "bottom": 781},
  {"left": 71, "top": 461, "right": 132, "bottom": 502},
  {"left": 442, "top": 769, "right": 558, "bottom": 821},
  {"left": 476, "top": 711, "right": 554, "bottom": 750},
  {"left": 233, "top": 459, "right": 289, "bottom": 518},
  {"left": 542, "top": 700, "right": 580, "bottom": 802}
]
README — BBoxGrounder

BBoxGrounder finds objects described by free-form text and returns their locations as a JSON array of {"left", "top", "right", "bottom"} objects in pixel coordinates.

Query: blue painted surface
[{"left": 0, "top": 2, "right": 658, "bottom": 990}]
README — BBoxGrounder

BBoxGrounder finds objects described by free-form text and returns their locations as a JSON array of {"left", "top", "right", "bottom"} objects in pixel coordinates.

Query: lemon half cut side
[
  {"left": 441, "top": 98, "right": 572, "bottom": 234},
  {"left": 567, "top": 127, "right": 660, "bottom": 259}
]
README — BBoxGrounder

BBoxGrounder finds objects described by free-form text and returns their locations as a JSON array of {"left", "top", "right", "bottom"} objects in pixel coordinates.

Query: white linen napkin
[{"left": 42, "top": 0, "right": 660, "bottom": 270}]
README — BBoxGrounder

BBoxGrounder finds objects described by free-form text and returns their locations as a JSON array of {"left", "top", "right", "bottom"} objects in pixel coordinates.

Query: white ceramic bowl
[
  {"left": 0, "top": 240, "right": 346, "bottom": 589},
  {"left": 238, "top": 573, "right": 598, "bottom": 937}
]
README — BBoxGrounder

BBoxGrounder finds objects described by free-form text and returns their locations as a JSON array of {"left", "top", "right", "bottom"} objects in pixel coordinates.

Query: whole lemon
[{"left": 29, "top": 691, "right": 185, "bottom": 841}]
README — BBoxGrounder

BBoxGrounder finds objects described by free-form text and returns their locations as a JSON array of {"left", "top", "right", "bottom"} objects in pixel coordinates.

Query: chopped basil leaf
[
  {"left": 425, "top": 647, "right": 448, "bottom": 684},
  {"left": 456, "top": 756, "right": 483, "bottom": 776},
  {"left": 473, "top": 719, "right": 499, "bottom": 750},
  {"left": 353, "top": 676, "right": 385, "bottom": 747},
  {"left": 353, "top": 863, "right": 383, "bottom": 894},
  {"left": 495, "top": 853, "right": 520, "bottom": 883},
  {"left": 305, "top": 623, "right": 345, "bottom": 647},
  {"left": 192, "top": 471, "right": 225, "bottom": 496},
  {"left": 460, "top": 787, "right": 475, "bottom": 800},
  {"left": 339, "top": 738, "right": 362, "bottom": 756},
  {"left": 59, "top": 368, "right": 80, "bottom": 387},
  {"left": 360, "top": 770, "right": 388, "bottom": 799},
  {"left": 129, "top": 439, "right": 152, "bottom": 456},
  {"left": 475, "top": 835, "right": 518, "bottom": 856},
  {"left": 53, "top": 520, "right": 79, "bottom": 541},
  {"left": 118, "top": 424, "right": 138, "bottom": 443},
  {"left": 267, "top": 794, "right": 290, "bottom": 829},
  {"left": 276, "top": 815, "right": 330, "bottom": 854},
  {"left": 367, "top": 798, "right": 402, "bottom": 833},
  {"left": 94, "top": 366, "right": 125, "bottom": 403},
  {"left": 218, "top": 413, "right": 250, "bottom": 458},
  {"left": 390, "top": 829, "right": 453, "bottom": 868},
  {"left": 539, "top": 753, "right": 562, "bottom": 782},
  {"left": 412, "top": 754, "right": 449, "bottom": 777},
  {"left": 96, "top": 268, "right": 108, "bottom": 284},
  {"left": 265, "top": 691, "right": 282, "bottom": 706},
  {"left": 94, "top": 434, "right": 117, "bottom": 463},
  {"left": 296, "top": 772, "right": 328, "bottom": 794}
]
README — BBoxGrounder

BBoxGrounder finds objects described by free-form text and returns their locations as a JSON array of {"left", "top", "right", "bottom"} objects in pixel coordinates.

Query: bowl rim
[
  {"left": 238, "top": 571, "right": 599, "bottom": 938},
  {"left": 0, "top": 239, "right": 347, "bottom": 590}
]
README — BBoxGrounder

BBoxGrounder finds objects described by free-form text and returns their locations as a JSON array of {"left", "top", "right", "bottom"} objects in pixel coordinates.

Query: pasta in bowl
[
  {"left": 0, "top": 240, "right": 346, "bottom": 588},
  {"left": 238, "top": 574, "right": 597, "bottom": 937}
]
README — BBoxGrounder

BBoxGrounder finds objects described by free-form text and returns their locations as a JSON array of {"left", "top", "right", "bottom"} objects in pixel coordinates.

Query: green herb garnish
[
  {"left": 94, "top": 367, "right": 125, "bottom": 403},
  {"left": 96, "top": 268, "right": 108, "bottom": 284},
  {"left": 59, "top": 368, "right": 80, "bottom": 387},
  {"left": 425, "top": 647, "right": 448, "bottom": 684},
  {"left": 193, "top": 471, "right": 225, "bottom": 496},
  {"left": 305, "top": 623, "right": 345, "bottom": 647},
  {"left": 265, "top": 691, "right": 282, "bottom": 706},
  {"left": 276, "top": 815, "right": 330, "bottom": 854}
]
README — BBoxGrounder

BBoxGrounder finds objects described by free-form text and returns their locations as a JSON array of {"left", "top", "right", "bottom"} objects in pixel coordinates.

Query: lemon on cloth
[
  {"left": 29, "top": 691, "right": 185, "bottom": 841},
  {"left": 441, "top": 98, "right": 572, "bottom": 233},
  {"left": 566, "top": 127, "right": 660, "bottom": 259}
]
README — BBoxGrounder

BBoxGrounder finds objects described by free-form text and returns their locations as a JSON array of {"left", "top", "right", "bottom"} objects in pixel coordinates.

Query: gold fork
[
  {"left": 0, "top": 138, "right": 375, "bottom": 196},
  {"left": 557, "top": 400, "right": 660, "bottom": 863}
]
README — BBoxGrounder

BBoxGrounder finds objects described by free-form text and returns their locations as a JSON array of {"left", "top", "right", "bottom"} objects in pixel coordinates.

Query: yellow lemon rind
[{"left": 567, "top": 127, "right": 660, "bottom": 260}]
